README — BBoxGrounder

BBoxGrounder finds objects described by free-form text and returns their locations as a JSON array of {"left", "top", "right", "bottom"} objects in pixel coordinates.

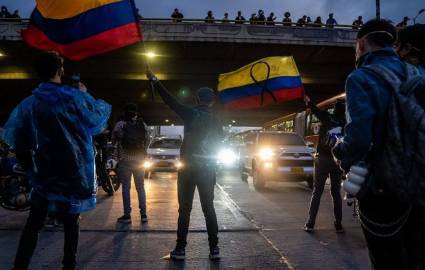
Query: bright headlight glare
[
  {"left": 176, "top": 161, "right": 184, "bottom": 168},
  {"left": 143, "top": 160, "right": 153, "bottom": 168},
  {"left": 259, "top": 148, "right": 275, "bottom": 160},
  {"left": 217, "top": 149, "right": 238, "bottom": 165}
]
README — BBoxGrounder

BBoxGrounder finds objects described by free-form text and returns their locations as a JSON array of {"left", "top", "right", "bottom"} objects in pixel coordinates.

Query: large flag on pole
[
  {"left": 218, "top": 56, "right": 304, "bottom": 110},
  {"left": 22, "top": 0, "right": 142, "bottom": 61}
]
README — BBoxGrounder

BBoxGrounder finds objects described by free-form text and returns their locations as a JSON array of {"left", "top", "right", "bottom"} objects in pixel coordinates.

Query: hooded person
[
  {"left": 3, "top": 51, "right": 111, "bottom": 270},
  {"left": 147, "top": 69, "right": 223, "bottom": 261},
  {"left": 303, "top": 95, "right": 346, "bottom": 233},
  {"left": 112, "top": 102, "right": 149, "bottom": 224}
]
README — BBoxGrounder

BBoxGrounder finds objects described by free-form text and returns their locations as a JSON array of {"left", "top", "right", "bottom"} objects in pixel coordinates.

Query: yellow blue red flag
[
  {"left": 218, "top": 56, "right": 304, "bottom": 109},
  {"left": 22, "top": 0, "right": 142, "bottom": 61}
]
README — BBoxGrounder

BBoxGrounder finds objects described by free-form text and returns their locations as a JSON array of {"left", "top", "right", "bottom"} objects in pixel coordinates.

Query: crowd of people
[
  {"left": 170, "top": 9, "right": 420, "bottom": 30},
  {"left": 1, "top": 9, "right": 425, "bottom": 270},
  {"left": 0, "top": 6, "right": 20, "bottom": 20}
]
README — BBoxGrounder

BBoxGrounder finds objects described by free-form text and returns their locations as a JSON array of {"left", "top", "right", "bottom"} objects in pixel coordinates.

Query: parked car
[
  {"left": 239, "top": 131, "right": 315, "bottom": 189},
  {"left": 144, "top": 136, "right": 183, "bottom": 174}
]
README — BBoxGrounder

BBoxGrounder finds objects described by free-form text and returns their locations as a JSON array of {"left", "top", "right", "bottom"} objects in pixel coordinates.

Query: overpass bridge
[{"left": 0, "top": 19, "right": 357, "bottom": 126}]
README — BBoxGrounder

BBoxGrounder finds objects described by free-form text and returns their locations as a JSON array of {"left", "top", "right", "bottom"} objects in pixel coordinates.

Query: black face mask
[{"left": 124, "top": 111, "right": 137, "bottom": 121}]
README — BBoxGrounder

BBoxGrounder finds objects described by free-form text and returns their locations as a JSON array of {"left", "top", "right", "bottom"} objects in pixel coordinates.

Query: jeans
[
  {"left": 176, "top": 166, "right": 218, "bottom": 249},
  {"left": 307, "top": 154, "right": 343, "bottom": 226},
  {"left": 118, "top": 160, "right": 146, "bottom": 216},
  {"left": 359, "top": 191, "right": 425, "bottom": 270},
  {"left": 13, "top": 192, "right": 80, "bottom": 270}
]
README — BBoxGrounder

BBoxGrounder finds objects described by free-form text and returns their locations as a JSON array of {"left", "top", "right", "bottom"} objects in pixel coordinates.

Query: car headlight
[
  {"left": 259, "top": 148, "right": 275, "bottom": 160},
  {"left": 217, "top": 149, "right": 238, "bottom": 166},
  {"left": 176, "top": 161, "right": 184, "bottom": 169},
  {"left": 142, "top": 160, "right": 153, "bottom": 169}
]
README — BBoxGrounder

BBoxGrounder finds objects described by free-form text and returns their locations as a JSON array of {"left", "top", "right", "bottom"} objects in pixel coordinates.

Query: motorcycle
[
  {"left": 95, "top": 140, "right": 120, "bottom": 196},
  {"left": 0, "top": 141, "right": 31, "bottom": 211}
]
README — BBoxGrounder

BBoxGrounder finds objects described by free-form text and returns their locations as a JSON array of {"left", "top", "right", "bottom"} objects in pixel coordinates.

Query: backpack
[
  {"left": 364, "top": 64, "right": 425, "bottom": 205},
  {"left": 121, "top": 120, "right": 147, "bottom": 151}
]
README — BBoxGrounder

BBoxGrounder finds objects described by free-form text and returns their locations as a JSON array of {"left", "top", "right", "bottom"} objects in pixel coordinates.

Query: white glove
[{"left": 342, "top": 164, "right": 368, "bottom": 196}]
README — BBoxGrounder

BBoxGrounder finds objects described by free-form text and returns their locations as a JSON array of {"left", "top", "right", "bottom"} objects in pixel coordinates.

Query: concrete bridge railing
[{"left": 0, "top": 19, "right": 357, "bottom": 47}]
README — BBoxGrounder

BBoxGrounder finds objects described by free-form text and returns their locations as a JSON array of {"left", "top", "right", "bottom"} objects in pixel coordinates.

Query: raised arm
[
  {"left": 147, "top": 69, "right": 195, "bottom": 122},
  {"left": 304, "top": 95, "right": 332, "bottom": 124}
]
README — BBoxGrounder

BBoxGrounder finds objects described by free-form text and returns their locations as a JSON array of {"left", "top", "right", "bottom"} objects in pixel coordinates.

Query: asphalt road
[{"left": 0, "top": 170, "right": 369, "bottom": 270}]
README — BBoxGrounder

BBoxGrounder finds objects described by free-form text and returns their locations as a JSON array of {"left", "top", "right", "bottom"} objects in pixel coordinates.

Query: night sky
[{"left": 2, "top": 0, "right": 424, "bottom": 25}]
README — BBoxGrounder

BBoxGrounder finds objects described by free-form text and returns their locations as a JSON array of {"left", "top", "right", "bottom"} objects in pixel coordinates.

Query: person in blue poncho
[{"left": 3, "top": 51, "right": 111, "bottom": 270}]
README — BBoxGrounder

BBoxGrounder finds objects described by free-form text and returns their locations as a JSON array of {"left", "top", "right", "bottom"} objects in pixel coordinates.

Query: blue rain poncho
[{"left": 2, "top": 82, "right": 111, "bottom": 213}]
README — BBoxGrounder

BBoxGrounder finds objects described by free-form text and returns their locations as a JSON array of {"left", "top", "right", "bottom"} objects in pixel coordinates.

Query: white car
[
  {"left": 144, "top": 136, "right": 183, "bottom": 172},
  {"left": 239, "top": 131, "right": 315, "bottom": 189}
]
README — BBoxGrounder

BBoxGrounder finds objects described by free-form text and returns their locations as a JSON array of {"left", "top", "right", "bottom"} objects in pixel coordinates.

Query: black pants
[
  {"left": 13, "top": 192, "right": 80, "bottom": 270},
  {"left": 359, "top": 191, "right": 425, "bottom": 270},
  {"left": 176, "top": 166, "right": 218, "bottom": 249},
  {"left": 307, "top": 154, "right": 343, "bottom": 226}
]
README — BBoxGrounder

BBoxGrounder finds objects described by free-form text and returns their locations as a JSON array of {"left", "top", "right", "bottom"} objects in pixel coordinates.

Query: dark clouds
[{"left": 1, "top": 0, "right": 424, "bottom": 25}]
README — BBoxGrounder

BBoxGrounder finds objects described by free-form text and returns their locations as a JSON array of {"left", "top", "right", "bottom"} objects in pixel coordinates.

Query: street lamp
[
  {"left": 376, "top": 0, "right": 380, "bottom": 20},
  {"left": 413, "top": 9, "right": 425, "bottom": 24},
  {"left": 145, "top": 51, "right": 157, "bottom": 59}
]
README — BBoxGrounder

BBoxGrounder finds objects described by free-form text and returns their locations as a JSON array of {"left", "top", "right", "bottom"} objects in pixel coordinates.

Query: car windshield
[
  {"left": 258, "top": 133, "right": 305, "bottom": 146},
  {"left": 150, "top": 139, "right": 182, "bottom": 149}
]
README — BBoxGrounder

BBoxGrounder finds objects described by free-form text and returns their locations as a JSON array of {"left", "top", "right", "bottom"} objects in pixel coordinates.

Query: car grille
[
  {"left": 156, "top": 161, "right": 174, "bottom": 167},
  {"left": 278, "top": 159, "right": 314, "bottom": 167},
  {"left": 151, "top": 155, "right": 177, "bottom": 160},
  {"left": 280, "top": 153, "right": 312, "bottom": 158}
]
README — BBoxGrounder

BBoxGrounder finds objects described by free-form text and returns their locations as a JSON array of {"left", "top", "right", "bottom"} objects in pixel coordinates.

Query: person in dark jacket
[
  {"left": 257, "top": 10, "right": 266, "bottom": 25},
  {"left": 296, "top": 15, "right": 308, "bottom": 27},
  {"left": 3, "top": 51, "right": 111, "bottom": 270},
  {"left": 333, "top": 19, "right": 425, "bottom": 270},
  {"left": 235, "top": 11, "right": 246, "bottom": 24},
  {"left": 282, "top": 12, "right": 292, "bottom": 26},
  {"left": 146, "top": 69, "right": 223, "bottom": 261},
  {"left": 249, "top": 13, "right": 257, "bottom": 25},
  {"left": 303, "top": 95, "right": 346, "bottom": 233},
  {"left": 112, "top": 103, "right": 149, "bottom": 224},
  {"left": 352, "top": 16, "right": 363, "bottom": 29},
  {"left": 205, "top": 11, "right": 215, "bottom": 23},
  {"left": 266, "top": 12, "right": 276, "bottom": 25},
  {"left": 313, "top": 16, "right": 323, "bottom": 27},
  {"left": 171, "top": 8, "right": 184, "bottom": 22}
]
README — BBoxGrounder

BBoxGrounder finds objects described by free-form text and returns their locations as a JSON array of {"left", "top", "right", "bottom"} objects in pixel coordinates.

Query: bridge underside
[{"left": 0, "top": 40, "right": 354, "bottom": 126}]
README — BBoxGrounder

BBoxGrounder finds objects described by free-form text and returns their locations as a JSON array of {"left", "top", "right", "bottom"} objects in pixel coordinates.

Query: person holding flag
[{"left": 147, "top": 69, "right": 223, "bottom": 261}]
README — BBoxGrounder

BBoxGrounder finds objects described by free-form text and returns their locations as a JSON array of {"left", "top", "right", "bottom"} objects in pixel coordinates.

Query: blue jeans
[{"left": 118, "top": 160, "right": 146, "bottom": 216}]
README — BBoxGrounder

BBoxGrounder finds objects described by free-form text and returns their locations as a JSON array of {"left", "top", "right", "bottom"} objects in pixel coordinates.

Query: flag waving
[
  {"left": 22, "top": 0, "right": 142, "bottom": 61},
  {"left": 218, "top": 56, "right": 304, "bottom": 110}
]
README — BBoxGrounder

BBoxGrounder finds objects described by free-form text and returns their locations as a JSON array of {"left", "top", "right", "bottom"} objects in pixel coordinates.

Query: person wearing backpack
[
  {"left": 332, "top": 19, "right": 425, "bottom": 269},
  {"left": 113, "top": 103, "right": 149, "bottom": 224},
  {"left": 303, "top": 95, "right": 346, "bottom": 233},
  {"left": 146, "top": 69, "right": 223, "bottom": 261}
]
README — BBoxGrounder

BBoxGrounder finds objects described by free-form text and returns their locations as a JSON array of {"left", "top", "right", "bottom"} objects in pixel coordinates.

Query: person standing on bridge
[
  {"left": 146, "top": 69, "right": 223, "bottom": 261},
  {"left": 282, "top": 12, "right": 292, "bottom": 26},
  {"left": 303, "top": 95, "right": 346, "bottom": 233},
  {"left": 235, "top": 11, "right": 246, "bottom": 24},
  {"left": 326, "top": 13, "right": 338, "bottom": 27},
  {"left": 205, "top": 11, "right": 215, "bottom": 23},
  {"left": 3, "top": 51, "right": 111, "bottom": 270},
  {"left": 171, "top": 8, "right": 184, "bottom": 23}
]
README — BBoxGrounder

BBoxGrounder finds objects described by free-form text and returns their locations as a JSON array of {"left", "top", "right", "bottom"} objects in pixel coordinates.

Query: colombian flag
[
  {"left": 218, "top": 56, "right": 304, "bottom": 109},
  {"left": 22, "top": 0, "right": 142, "bottom": 61}
]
